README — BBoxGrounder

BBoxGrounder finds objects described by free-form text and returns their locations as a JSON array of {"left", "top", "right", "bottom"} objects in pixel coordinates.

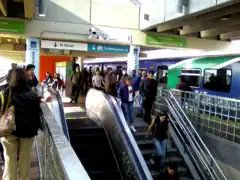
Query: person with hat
[{"left": 146, "top": 111, "right": 171, "bottom": 170}]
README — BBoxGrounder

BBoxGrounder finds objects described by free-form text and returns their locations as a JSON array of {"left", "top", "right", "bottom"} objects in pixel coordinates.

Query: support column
[
  {"left": 77, "top": 57, "right": 84, "bottom": 71},
  {"left": 25, "top": 38, "right": 40, "bottom": 79},
  {"left": 127, "top": 45, "right": 140, "bottom": 76}
]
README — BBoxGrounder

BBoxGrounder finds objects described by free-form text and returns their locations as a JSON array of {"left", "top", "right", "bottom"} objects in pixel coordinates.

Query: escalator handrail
[
  {"left": 44, "top": 87, "right": 70, "bottom": 141},
  {"left": 159, "top": 89, "right": 227, "bottom": 180},
  {"left": 55, "top": 90, "right": 70, "bottom": 141},
  {"left": 105, "top": 93, "right": 152, "bottom": 180}
]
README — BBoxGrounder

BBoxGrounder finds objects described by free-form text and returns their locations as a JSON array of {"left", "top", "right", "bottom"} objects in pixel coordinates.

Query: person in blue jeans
[
  {"left": 119, "top": 76, "right": 136, "bottom": 132},
  {"left": 146, "top": 111, "right": 171, "bottom": 169}
]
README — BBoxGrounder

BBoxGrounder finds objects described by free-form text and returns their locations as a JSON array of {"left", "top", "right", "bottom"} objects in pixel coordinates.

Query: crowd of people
[{"left": 0, "top": 61, "right": 182, "bottom": 179}]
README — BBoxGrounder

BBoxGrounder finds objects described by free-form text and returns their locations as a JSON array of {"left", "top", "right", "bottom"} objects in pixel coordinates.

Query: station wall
[{"left": 39, "top": 56, "right": 71, "bottom": 81}]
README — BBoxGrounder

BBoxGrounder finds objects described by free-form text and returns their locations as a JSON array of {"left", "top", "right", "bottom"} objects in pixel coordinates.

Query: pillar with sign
[
  {"left": 127, "top": 45, "right": 140, "bottom": 76},
  {"left": 25, "top": 38, "right": 40, "bottom": 79}
]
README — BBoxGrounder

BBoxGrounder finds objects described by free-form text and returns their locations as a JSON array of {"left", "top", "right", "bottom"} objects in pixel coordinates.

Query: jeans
[
  {"left": 121, "top": 102, "right": 134, "bottom": 124},
  {"left": 143, "top": 96, "right": 155, "bottom": 124},
  {"left": 152, "top": 138, "right": 167, "bottom": 168}
]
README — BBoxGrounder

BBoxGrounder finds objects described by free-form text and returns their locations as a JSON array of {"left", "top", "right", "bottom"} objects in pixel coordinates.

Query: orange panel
[{"left": 39, "top": 56, "right": 71, "bottom": 81}]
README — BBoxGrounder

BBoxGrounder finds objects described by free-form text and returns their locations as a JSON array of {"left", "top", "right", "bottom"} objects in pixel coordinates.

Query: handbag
[{"left": 0, "top": 88, "right": 16, "bottom": 137}]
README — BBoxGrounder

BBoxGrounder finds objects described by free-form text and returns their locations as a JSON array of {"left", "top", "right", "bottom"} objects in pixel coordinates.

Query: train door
[{"left": 156, "top": 65, "right": 168, "bottom": 89}]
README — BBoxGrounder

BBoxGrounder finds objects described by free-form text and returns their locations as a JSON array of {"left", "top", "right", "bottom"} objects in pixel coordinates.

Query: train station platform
[{"left": 9, "top": 86, "right": 231, "bottom": 180}]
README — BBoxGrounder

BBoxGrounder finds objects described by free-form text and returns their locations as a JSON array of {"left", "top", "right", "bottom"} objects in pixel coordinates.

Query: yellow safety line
[{"left": 66, "top": 116, "right": 88, "bottom": 120}]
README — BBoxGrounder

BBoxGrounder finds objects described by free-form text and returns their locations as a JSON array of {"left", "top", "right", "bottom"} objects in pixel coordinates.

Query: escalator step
[
  {"left": 68, "top": 120, "right": 122, "bottom": 180},
  {"left": 141, "top": 148, "right": 178, "bottom": 158}
]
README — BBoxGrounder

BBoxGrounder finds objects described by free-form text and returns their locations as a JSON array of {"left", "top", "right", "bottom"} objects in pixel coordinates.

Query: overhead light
[{"left": 39, "top": 0, "right": 46, "bottom": 17}]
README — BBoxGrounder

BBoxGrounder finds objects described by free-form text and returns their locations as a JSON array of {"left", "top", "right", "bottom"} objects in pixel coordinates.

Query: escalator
[{"left": 67, "top": 117, "right": 122, "bottom": 180}]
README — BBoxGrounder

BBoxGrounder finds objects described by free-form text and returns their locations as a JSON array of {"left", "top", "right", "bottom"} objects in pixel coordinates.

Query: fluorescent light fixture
[{"left": 39, "top": 0, "right": 46, "bottom": 17}]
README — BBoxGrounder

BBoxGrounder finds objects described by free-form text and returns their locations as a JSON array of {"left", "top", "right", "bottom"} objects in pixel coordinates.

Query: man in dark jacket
[
  {"left": 26, "top": 64, "right": 39, "bottom": 90},
  {"left": 140, "top": 70, "right": 158, "bottom": 124}
]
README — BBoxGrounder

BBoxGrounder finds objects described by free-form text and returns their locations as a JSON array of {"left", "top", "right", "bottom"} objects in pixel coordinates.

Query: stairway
[
  {"left": 134, "top": 126, "right": 193, "bottom": 180},
  {"left": 67, "top": 118, "right": 122, "bottom": 180}
]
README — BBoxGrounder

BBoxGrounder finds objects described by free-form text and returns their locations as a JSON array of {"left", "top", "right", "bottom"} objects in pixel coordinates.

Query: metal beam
[
  {"left": 180, "top": 14, "right": 240, "bottom": 35},
  {"left": 201, "top": 25, "right": 240, "bottom": 38},
  {"left": 0, "top": 0, "right": 7, "bottom": 16},
  {"left": 23, "top": 0, "right": 35, "bottom": 19},
  {"left": 220, "top": 31, "right": 240, "bottom": 40},
  {"left": 156, "top": 2, "right": 240, "bottom": 32}
]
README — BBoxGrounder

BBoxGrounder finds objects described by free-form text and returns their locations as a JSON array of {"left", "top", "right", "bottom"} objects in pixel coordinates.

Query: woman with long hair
[{"left": 0, "top": 68, "right": 42, "bottom": 180}]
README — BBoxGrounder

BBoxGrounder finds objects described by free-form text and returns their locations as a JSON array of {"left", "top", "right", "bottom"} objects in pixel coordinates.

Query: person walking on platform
[
  {"left": 119, "top": 76, "right": 136, "bottom": 132},
  {"left": 146, "top": 111, "right": 171, "bottom": 170},
  {"left": 0, "top": 68, "right": 42, "bottom": 180},
  {"left": 70, "top": 66, "right": 84, "bottom": 103},
  {"left": 6, "top": 63, "right": 17, "bottom": 84},
  {"left": 140, "top": 70, "right": 158, "bottom": 124},
  {"left": 105, "top": 70, "right": 118, "bottom": 97},
  {"left": 92, "top": 69, "right": 105, "bottom": 90},
  {"left": 137, "top": 70, "right": 147, "bottom": 117},
  {"left": 26, "top": 64, "right": 39, "bottom": 90}
]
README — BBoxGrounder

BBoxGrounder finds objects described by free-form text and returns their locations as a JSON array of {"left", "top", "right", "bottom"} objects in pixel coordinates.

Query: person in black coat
[{"left": 0, "top": 68, "right": 43, "bottom": 180}]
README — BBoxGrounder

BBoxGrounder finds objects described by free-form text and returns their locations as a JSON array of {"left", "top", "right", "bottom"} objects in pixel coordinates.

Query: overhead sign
[
  {"left": 0, "top": 20, "right": 25, "bottom": 33},
  {"left": 88, "top": 43, "right": 130, "bottom": 54},
  {"left": 41, "top": 40, "right": 88, "bottom": 51},
  {"left": 146, "top": 32, "right": 187, "bottom": 48}
]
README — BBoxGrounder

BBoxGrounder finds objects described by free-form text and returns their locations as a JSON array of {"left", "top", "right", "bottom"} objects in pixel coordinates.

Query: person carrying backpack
[{"left": 0, "top": 68, "right": 44, "bottom": 180}]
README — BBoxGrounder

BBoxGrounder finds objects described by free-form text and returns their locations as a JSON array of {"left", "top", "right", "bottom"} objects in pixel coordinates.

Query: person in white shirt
[
  {"left": 119, "top": 76, "right": 136, "bottom": 132},
  {"left": 92, "top": 70, "right": 105, "bottom": 90}
]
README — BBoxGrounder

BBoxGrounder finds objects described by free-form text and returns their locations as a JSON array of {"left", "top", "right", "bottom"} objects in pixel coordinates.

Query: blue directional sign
[{"left": 88, "top": 43, "right": 130, "bottom": 54}]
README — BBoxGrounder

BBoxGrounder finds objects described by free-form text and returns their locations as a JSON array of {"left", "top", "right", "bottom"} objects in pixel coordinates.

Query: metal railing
[
  {"left": 170, "top": 89, "right": 240, "bottom": 144},
  {"left": 154, "top": 89, "right": 227, "bottom": 180},
  {"left": 36, "top": 86, "right": 90, "bottom": 180}
]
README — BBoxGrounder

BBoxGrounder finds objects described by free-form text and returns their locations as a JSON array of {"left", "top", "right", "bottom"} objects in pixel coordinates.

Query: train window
[
  {"left": 203, "top": 69, "right": 232, "bottom": 92},
  {"left": 180, "top": 69, "right": 201, "bottom": 87}
]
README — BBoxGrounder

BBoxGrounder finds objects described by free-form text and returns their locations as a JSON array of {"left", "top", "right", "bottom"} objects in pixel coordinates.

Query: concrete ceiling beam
[
  {"left": 220, "top": 30, "right": 240, "bottom": 40},
  {"left": 180, "top": 14, "right": 240, "bottom": 35},
  {"left": 201, "top": 24, "right": 240, "bottom": 38},
  {"left": 156, "top": 3, "right": 240, "bottom": 32},
  {"left": 23, "top": 0, "right": 35, "bottom": 19}
]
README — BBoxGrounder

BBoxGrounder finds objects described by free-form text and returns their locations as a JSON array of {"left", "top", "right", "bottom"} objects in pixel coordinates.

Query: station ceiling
[
  {"left": 0, "top": 0, "right": 34, "bottom": 19},
  {"left": 147, "top": 1, "right": 240, "bottom": 41}
]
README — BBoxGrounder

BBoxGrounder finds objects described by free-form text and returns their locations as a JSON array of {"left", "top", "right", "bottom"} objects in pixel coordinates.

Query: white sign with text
[{"left": 41, "top": 40, "right": 88, "bottom": 51}]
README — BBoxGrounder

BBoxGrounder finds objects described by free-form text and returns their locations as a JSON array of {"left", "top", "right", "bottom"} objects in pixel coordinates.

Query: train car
[{"left": 157, "top": 56, "right": 240, "bottom": 98}]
